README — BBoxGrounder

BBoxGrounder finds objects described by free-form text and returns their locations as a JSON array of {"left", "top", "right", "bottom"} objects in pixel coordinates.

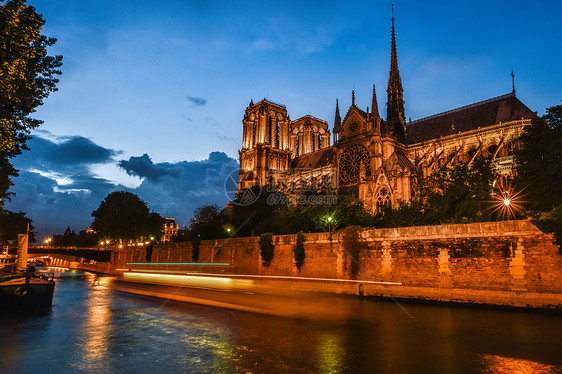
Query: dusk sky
[{"left": 6, "top": 0, "right": 562, "bottom": 240}]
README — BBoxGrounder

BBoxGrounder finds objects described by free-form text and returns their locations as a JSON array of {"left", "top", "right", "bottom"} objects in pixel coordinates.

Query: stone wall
[{"left": 110, "top": 220, "right": 562, "bottom": 301}]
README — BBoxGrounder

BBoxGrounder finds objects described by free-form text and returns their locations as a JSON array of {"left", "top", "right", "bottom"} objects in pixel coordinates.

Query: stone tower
[{"left": 238, "top": 99, "right": 292, "bottom": 190}]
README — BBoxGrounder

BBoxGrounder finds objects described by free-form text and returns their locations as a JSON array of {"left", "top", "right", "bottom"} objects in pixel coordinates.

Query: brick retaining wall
[{"left": 107, "top": 219, "right": 562, "bottom": 308}]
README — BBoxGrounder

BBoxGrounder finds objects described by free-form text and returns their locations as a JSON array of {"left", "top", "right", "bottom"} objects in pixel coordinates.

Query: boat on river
[
  {"left": 0, "top": 227, "right": 55, "bottom": 312},
  {"left": 0, "top": 266, "right": 55, "bottom": 312}
]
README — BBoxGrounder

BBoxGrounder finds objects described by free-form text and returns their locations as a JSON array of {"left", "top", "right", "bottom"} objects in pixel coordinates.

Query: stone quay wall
[{"left": 109, "top": 220, "right": 562, "bottom": 309}]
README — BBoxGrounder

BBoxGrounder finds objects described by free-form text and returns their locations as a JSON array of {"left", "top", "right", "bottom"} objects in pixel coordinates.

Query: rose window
[{"left": 339, "top": 144, "right": 371, "bottom": 184}]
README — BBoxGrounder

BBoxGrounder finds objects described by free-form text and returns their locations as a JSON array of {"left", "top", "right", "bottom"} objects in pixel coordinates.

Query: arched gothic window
[{"left": 376, "top": 187, "right": 391, "bottom": 213}]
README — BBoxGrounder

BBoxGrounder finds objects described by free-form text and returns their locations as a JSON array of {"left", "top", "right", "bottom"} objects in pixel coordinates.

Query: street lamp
[{"left": 325, "top": 216, "right": 334, "bottom": 242}]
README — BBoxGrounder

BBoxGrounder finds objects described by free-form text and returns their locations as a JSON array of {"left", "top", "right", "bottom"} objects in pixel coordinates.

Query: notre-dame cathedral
[{"left": 236, "top": 13, "right": 537, "bottom": 213}]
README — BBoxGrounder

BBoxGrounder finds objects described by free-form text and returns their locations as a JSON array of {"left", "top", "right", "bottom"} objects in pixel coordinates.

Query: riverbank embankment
[{"left": 86, "top": 220, "right": 562, "bottom": 311}]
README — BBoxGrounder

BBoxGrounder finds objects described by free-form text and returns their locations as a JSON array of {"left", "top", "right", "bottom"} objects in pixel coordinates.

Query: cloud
[
  {"left": 6, "top": 132, "right": 239, "bottom": 236},
  {"left": 187, "top": 96, "right": 207, "bottom": 106},
  {"left": 16, "top": 134, "right": 119, "bottom": 172},
  {"left": 118, "top": 151, "right": 239, "bottom": 224},
  {"left": 118, "top": 154, "right": 179, "bottom": 182}
]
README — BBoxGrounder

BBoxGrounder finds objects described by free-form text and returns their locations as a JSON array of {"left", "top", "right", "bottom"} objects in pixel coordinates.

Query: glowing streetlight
[
  {"left": 489, "top": 187, "right": 524, "bottom": 220},
  {"left": 324, "top": 215, "right": 336, "bottom": 242}
]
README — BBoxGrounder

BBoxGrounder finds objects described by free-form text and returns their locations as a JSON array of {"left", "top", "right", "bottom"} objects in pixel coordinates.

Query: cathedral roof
[
  {"left": 380, "top": 151, "right": 421, "bottom": 176},
  {"left": 291, "top": 147, "right": 334, "bottom": 170},
  {"left": 250, "top": 98, "right": 286, "bottom": 109},
  {"left": 291, "top": 115, "right": 329, "bottom": 126},
  {"left": 342, "top": 105, "right": 368, "bottom": 127},
  {"left": 406, "top": 93, "right": 537, "bottom": 144}
]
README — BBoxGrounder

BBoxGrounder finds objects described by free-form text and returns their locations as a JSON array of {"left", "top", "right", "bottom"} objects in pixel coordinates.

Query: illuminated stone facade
[{"left": 237, "top": 14, "right": 537, "bottom": 212}]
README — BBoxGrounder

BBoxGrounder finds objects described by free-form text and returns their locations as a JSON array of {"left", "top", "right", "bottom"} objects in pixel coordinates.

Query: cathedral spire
[
  {"left": 352, "top": 90, "right": 355, "bottom": 105},
  {"left": 334, "top": 99, "right": 341, "bottom": 130},
  {"left": 390, "top": 5, "right": 398, "bottom": 76},
  {"left": 511, "top": 69, "right": 516, "bottom": 96},
  {"left": 371, "top": 84, "right": 380, "bottom": 118},
  {"left": 386, "top": 3, "right": 405, "bottom": 140}
]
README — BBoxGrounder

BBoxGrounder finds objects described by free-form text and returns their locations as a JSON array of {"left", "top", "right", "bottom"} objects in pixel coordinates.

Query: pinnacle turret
[
  {"left": 334, "top": 99, "right": 341, "bottom": 131},
  {"left": 386, "top": 4, "right": 405, "bottom": 140},
  {"left": 371, "top": 84, "right": 380, "bottom": 118}
]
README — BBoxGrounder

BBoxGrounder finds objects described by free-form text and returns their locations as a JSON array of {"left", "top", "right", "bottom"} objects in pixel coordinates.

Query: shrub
[
  {"left": 259, "top": 232, "right": 274, "bottom": 266},
  {"left": 191, "top": 238, "right": 201, "bottom": 262},
  {"left": 145, "top": 243, "right": 153, "bottom": 262},
  {"left": 293, "top": 231, "right": 306, "bottom": 271}
]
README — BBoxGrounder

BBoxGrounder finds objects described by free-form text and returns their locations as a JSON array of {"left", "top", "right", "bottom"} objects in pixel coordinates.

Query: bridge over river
[{"left": 26, "top": 246, "right": 113, "bottom": 272}]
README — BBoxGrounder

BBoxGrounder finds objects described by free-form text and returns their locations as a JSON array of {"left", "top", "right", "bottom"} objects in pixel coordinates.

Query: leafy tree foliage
[
  {"left": 0, "top": 0, "right": 62, "bottom": 154},
  {"left": 189, "top": 204, "right": 228, "bottom": 239},
  {"left": 229, "top": 187, "right": 380, "bottom": 237},
  {"left": 415, "top": 157, "right": 496, "bottom": 223},
  {"left": 0, "top": 153, "right": 17, "bottom": 208},
  {"left": 274, "top": 194, "right": 376, "bottom": 234},
  {"left": 259, "top": 232, "right": 274, "bottom": 266},
  {"left": 191, "top": 238, "right": 201, "bottom": 262},
  {"left": 378, "top": 158, "right": 497, "bottom": 227},
  {"left": 531, "top": 204, "right": 562, "bottom": 253},
  {"left": 515, "top": 105, "right": 562, "bottom": 212},
  {"left": 91, "top": 191, "right": 163, "bottom": 241},
  {"left": 145, "top": 243, "right": 153, "bottom": 262},
  {"left": 0, "top": 0, "right": 62, "bottom": 212},
  {"left": 51, "top": 228, "right": 99, "bottom": 247},
  {"left": 378, "top": 200, "right": 426, "bottom": 228},
  {"left": 0, "top": 209, "right": 34, "bottom": 245},
  {"left": 293, "top": 231, "right": 306, "bottom": 271},
  {"left": 230, "top": 186, "right": 280, "bottom": 236}
]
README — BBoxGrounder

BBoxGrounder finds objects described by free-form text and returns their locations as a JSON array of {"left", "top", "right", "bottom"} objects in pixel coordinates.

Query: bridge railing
[{"left": 29, "top": 246, "right": 113, "bottom": 262}]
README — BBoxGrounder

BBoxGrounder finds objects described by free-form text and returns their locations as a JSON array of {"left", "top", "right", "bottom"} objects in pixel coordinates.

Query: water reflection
[
  {"left": 317, "top": 333, "right": 344, "bottom": 373},
  {"left": 479, "top": 354, "right": 558, "bottom": 373},
  {"left": 1, "top": 276, "right": 561, "bottom": 373},
  {"left": 77, "top": 275, "right": 111, "bottom": 371}
]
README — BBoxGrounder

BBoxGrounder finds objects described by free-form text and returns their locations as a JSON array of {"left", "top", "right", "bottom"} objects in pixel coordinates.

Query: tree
[
  {"left": 0, "top": 209, "right": 34, "bottom": 245},
  {"left": 293, "top": 231, "right": 306, "bottom": 271},
  {"left": 275, "top": 194, "right": 377, "bottom": 234},
  {"left": 0, "top": 153, "right": 17, "bottom": 208},
  {"left": 0, "top": 0, "right": 62, "bottom": 208},
  {"left": 189, "top": 204, "right": 228, "bottom": 239},
  {"left": 230, "top": 186, "right": 280, "bottom": 237},
  {"left": 91, "top": 191, "right": 164, "bottom": 241},
  {"left": 514, "top": 104, "right": 562, "bottom": 212},
  {"left": 0, "top": 0, "right": 62, "bottom": 154},
  {"left": 259, "top": 232, "right": 274, "bottom": 266},
  {"left": 415, "top": 157, "right": 497, "bottom": 223},
  {"left": 51, "top": 227, "right": 99, "bottom": 247}
]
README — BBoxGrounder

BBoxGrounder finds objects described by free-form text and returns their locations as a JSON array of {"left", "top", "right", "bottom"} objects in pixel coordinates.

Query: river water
[{"left": 1, "top": 274, "right": 561, "bottom": 373}]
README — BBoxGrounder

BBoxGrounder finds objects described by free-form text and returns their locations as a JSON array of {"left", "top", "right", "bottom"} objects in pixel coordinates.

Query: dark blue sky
[{"left": 6, "top": 0, "right": 562, "bottom": 239}]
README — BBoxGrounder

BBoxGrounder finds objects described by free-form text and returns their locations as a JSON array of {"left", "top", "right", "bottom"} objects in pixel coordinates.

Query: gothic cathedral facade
[{"left": 237, "top": 13, "right": 537, "bottom": 213}]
